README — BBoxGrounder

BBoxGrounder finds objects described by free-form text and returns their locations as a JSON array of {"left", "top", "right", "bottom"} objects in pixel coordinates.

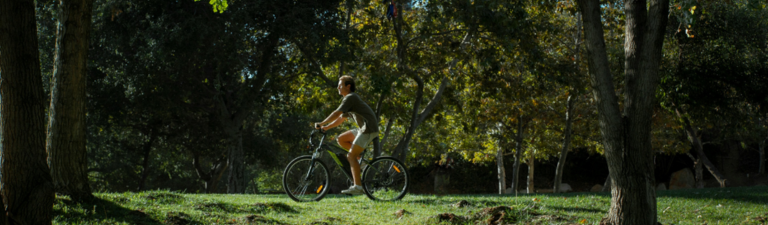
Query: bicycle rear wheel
[
  {"left": 283, "top": 156, "right": 330, "bottom": 202},
  {"left": 362, "top": 157, "right": 408, "bottom": 201}
]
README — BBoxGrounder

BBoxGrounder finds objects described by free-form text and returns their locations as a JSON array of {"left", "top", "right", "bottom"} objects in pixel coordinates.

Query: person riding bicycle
[{"left": 314, "top": 75, "right": 379, "bottom": 195}]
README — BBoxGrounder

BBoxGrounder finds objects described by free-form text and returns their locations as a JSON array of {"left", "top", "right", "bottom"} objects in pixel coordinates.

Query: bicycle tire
[
  {"left": 362, "top": 157, "right": 409, "bottom": 201},
  {"left": 282, "top": 156, "right": 330, "bottom": 202}
]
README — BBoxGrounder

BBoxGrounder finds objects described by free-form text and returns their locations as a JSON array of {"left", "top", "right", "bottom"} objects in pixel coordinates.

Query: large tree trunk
[
  {"left": 554, "top": 95, "right": 576, "bottom": 193},
  {"left": 675, "top": 109, "right": 728, "bottom": 187},
  {"left": 509, "top": 115, "right": 527, "bottom": 195},
  {"left": 496, "top": 140, "right": 506, "bottom": 194},
  {"left": 0, "top": 0, "right": 56, "bottom": 223},
  {"left": 577, "top": 0, "right": 668, "bottom": 224},
  {"left": 46, "top": 0, "right": 95, "bottom": 202},
  {"left": 137, "top": 129, "right": 158, "bottom": 191},
  {"left": 225, "top": 126, "right": 245, "bottom": 193}
]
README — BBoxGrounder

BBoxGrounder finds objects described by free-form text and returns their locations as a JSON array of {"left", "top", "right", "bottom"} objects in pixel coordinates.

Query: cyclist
[{"left": 314, "top": 75, "right": 379, "bottom": 195}]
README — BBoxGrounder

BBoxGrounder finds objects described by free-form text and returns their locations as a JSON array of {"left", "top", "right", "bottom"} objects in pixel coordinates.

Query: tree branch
[{"left": 416, "top": 77, "right": 449, "bottom": 126}]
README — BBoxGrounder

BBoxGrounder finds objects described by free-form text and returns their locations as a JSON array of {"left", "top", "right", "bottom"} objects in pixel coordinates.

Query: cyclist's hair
[{"left": 339, "top": 75, "right": 356, "bottom": 92}]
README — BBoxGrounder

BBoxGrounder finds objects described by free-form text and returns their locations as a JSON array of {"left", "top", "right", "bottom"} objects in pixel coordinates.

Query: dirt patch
[
  {"left": 428, "top": 213, "right": 467, "bottom": 224},
  {"left": 474, "top": 206, "right": 516, "bottom": 225},
  {"left": 452, "top": 200, "right": 471, "bottom": 208},
  {"left": 394, "top": 209, "right": 412, "bottom": 219},
  {"left": 428, "top": 206, "right": 575, "bottom": 224},
  {"left": 242, "top": 215, "right": 284, "bottom": 224},
  {"left": 252, "top": 202, "right": 295, "bottom": 213},
  {"left": 164, "top": 212, "right": 190, "bottom": 225}
]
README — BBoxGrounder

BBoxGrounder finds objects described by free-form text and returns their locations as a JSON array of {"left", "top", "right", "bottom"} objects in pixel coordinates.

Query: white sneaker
[{"left": 341, "top": 185, "right": 365, "bottom": 195}]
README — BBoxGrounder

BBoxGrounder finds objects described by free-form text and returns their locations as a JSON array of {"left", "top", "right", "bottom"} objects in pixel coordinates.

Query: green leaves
[{"left": 195, "top": 0, "right": 228, "bottom": 13}]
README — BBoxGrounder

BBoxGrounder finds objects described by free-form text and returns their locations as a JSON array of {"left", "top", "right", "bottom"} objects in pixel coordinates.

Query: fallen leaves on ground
[
  {"left": 395, "top": 209, "right": 412, "bottom": 219},
  {"left": 452, "top": 200, "right": 471, "bottom": 208}
]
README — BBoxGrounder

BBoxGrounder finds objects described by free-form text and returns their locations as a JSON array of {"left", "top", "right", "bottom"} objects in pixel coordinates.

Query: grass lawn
[{"left": 54, "top": 185, "right": 768, "bottom": 224}]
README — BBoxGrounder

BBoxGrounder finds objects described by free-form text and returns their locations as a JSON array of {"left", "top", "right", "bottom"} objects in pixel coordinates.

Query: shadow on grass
[
  {"left": 193, "top": 201, "right": 298, "bottom": 214},
  {"left": 548, "top": 206, "right": 605, "bottom": 214},
  {"left": 55, "top": 197, "right": 164, "bottom": 224},
  {"left": 656, "top": 186, "right": 768, "bottom": 205}
]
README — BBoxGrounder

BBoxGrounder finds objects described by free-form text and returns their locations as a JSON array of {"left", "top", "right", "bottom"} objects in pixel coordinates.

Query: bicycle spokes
[
  {"left": 283, "top": 156, "right": 330, "bottom": 202},
  {"left": 362, "top": 157, "right": 408, "bottom": 201}
]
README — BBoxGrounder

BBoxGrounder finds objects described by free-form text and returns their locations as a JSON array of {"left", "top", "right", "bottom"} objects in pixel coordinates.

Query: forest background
[{"left": 4, "top": 0, "right": 768, "bottom": 199}]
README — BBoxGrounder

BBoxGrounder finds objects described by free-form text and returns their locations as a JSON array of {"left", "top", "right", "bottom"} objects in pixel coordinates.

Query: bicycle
[{"left": 282, "top": 129, "right": 409, "bottom": 202}]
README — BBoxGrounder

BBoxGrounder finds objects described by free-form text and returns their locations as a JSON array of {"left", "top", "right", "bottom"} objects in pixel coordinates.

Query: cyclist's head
[{"left": 339, "top": 75, "right": 356, "bottom": 92}]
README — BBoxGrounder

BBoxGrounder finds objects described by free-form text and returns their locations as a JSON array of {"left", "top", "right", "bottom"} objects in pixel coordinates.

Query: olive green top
[{"left": 335, "top": 93, "right": 379, "bottom": 134}]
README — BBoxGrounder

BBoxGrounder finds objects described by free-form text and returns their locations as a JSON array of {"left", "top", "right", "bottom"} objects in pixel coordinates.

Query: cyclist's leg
[
  {"left": 347, "top": 131, "right": 377, "bottom": 186},
  {"left": 347, "top": 144, "right": 365, "bottom": 186},
  {"left": 337, "top": 130, "right": 356, "bottom": 150}
]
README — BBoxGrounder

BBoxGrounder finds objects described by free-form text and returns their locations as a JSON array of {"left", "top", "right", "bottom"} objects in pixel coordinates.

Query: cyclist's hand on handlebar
[{"left": 314, "top": 123, "right": 326, "bottom": 131}]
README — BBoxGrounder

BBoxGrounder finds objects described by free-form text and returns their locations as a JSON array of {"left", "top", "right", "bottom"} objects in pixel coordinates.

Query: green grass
[{"left": 54, "top": 186, "right": 768, "bottom": 224}]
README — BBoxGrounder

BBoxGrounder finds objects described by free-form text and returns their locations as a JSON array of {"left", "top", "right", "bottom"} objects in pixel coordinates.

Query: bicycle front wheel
[
  {"left": 282, "top": 156, "right": 330, "bottom": 202},
  {"left": 362, "top": 157, "right": 409, "bottom": 201}
]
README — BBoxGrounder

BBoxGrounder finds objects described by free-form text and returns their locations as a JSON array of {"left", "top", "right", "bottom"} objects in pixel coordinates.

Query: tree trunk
[
  {"left": 373, "top": 93, "right": 391, "bottom": 158},
  {"left": 554, "top": 95, "right": 576, "bottom": 193},
  {"left": 192, "top": 153, "right": 228, "bottom": 193},
  {"left": 526, "top": 153, "right": 535, "bottom": 194},
  {"left": 554, "top": 13, "right": 581, "bottom": 194},
  {"left": 390, "top": 77, "right": 449, "bottom": 162},
  {"left": 687, "top": 153, "right": 705, "bottom": 188},
  {"left": 46, "top": 0, "right": 95, "bottom": 203},
  {"left": 387, "top": 8, "right": 460, "bottom": 162},
  {"left": 510, "top": 115, "right": 527, "bottom": 195},
  {"left": 211, "top": 32, "right": 278, "bottom": 194},
  {"left": 496, "top": 140, "right": 506, "bottom": 194},
  {"left": 577, "top": 0, "right": 668, "bottom": 224},
  {"left": 695, "top": 158, "right": 704, "bottom": 188},
  {"left": 226, "top": 127, "right": 245, "bottom": 193},
  {"left": 759, "top": 133, "right": 766, "bottom": 174},
  {"left": 0, "top": 0, "right": 56, "bottom": 223},
  {"left": 0, "top": 83, "right": 4, "bottom": 225},
  {"left": 376, "top": 117, "right": 394, "bottom": 158},
  {"left": 137, "top": 129, "right": 158, "bottom": 191},
  {"left": 675, "top": 109, "right": 728, "bottom": 187}
]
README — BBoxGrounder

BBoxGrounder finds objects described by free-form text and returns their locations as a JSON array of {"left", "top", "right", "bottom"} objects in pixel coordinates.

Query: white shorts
[{"left": 349, "top": 128, "right": 377, "bottom": 150}]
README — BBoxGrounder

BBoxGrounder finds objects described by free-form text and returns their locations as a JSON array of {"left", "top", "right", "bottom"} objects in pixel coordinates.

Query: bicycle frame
[{"left": 306, "top": 130, "right": 371, "bottom": 183}]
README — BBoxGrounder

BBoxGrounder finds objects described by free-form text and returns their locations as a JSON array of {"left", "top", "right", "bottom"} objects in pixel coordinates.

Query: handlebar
[{"left": 308, "top": 129, "right": 327, "bottom": 148}]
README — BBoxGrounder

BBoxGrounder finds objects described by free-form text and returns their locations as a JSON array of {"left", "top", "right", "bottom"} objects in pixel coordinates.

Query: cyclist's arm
[
  {"left": 316, "top": 111, "right": 344, "bottom": 129},
  {"left": 322, "top": 114, "right": 346, "bottom": 130}
]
